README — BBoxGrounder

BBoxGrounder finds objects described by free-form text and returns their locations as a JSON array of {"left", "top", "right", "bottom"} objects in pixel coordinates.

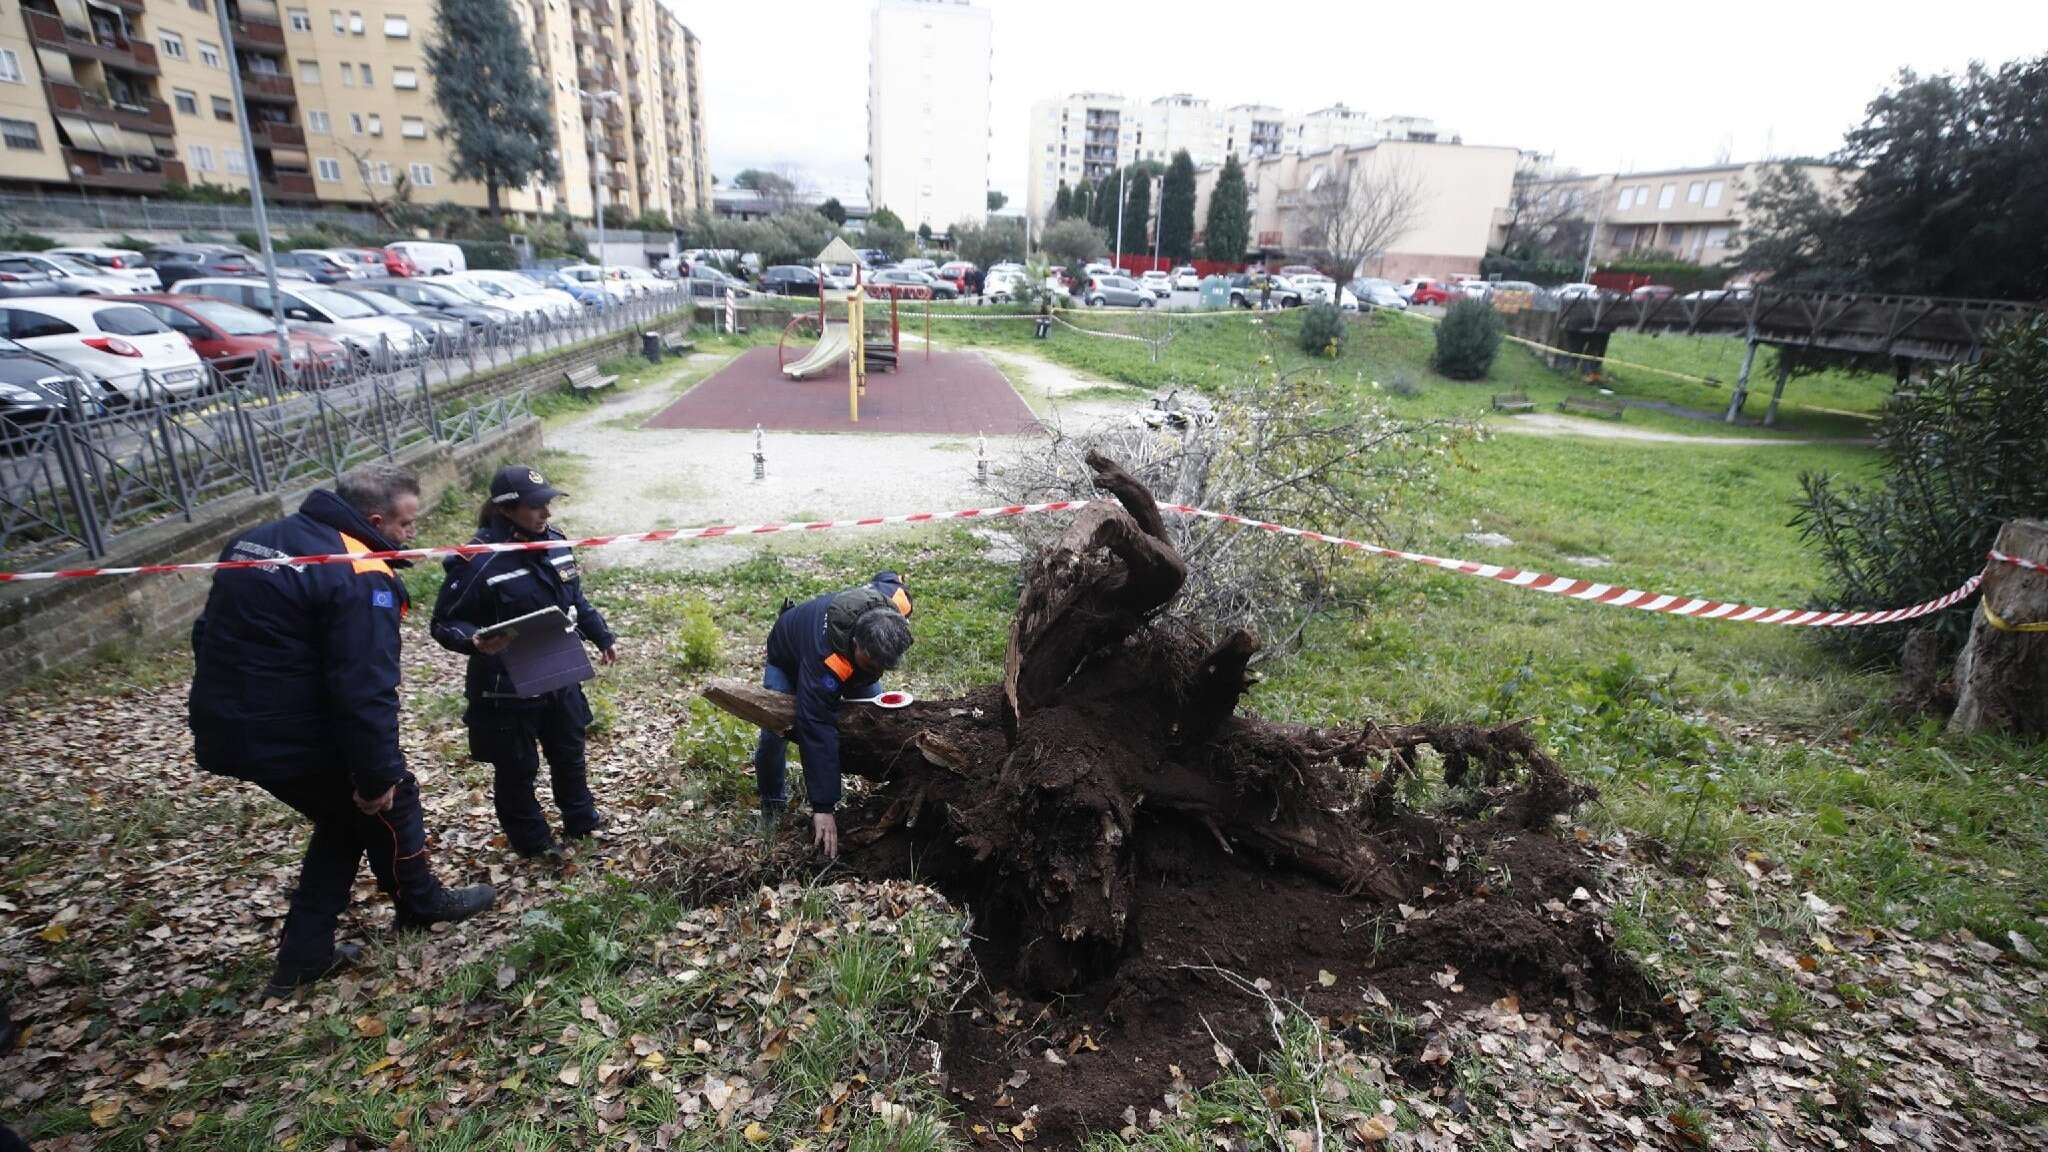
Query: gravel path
[
  {"left": 545, "top": 348, "right": 1135, "bottom": 572},
  {"left": 1490, "top": 412, "right": 1863, "bottom": 446}
]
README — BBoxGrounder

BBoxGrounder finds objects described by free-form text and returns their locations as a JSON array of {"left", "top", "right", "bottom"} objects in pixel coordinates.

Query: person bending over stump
[
  {"left": 431, "top": 465, "right": 618, "bottom": 861},
  {"left": 754, "top": 572, "right": 914, "bottom": 858}
]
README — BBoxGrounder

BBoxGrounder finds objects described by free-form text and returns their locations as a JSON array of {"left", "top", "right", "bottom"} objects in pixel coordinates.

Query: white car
[
  {"left": 1554, "top": 282, "right": 1601, "bottom": 300},
  {"left": 47, "top": 247, "right": 161, "bottom": 291},
  {"left": 814, "top": 263, "right": 858, "bottom": 291},
  {"left": 451, "top": 271, "right": 581, "bottom": 318},
  {"left": 1291, "top": 274, "right": 1339, "bottom": 304},
  {"left": 1346, "top": 279, "right": 1407, "bottom": 311},
  {"left": 173, "top": 278, "right": 427, "bottom": 361},
  {"left": 0, "top": 297, "right": 206, "bottom": 400},
  {"left": 387, "top": 241, "right": 465, "bottom": 276},
  {"left": 616, "top": 266, "right": 665, "bottom": 296},
  {"left": 1139, "top": 270, "right": 1174, "bottom": 299},
  {"left": 556, "top": 265, "right": 635, "bottom": 302},
  {"left": 1, "top": 252, "right": 141, "bottom": 295},
  {"left": 983, "top": 268, "right": 1031, "bottom": 302},
  {"left": 1172, "top": 265, "right": 1200, "bottom": 292}
]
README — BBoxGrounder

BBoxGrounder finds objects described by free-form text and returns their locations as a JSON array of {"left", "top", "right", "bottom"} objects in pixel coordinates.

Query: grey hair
[
  {"left": 335, "top": 462, "right": 422, "bottom": 519},
  {"left": 851, "top": 607, "right": 913, "bottom": 671}
]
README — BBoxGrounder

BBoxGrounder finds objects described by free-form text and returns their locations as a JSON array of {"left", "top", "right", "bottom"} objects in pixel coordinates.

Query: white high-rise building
[{"left": 867, "top": 0, "right": 992, "bottom": 234}]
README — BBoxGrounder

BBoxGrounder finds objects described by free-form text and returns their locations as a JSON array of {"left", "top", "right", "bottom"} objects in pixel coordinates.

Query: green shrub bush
[
  {"left": 456, "top": 240, "right": 517, "bottom": 270},
  {"left": 1432, "top": 298, "right": 1505, "bottom": 380},
  {"left": 0, "top": 231, "right": 58, "bottom": 251},
  {"left": 1298, "top": 302, "right": 1346, "bottom": 358}
]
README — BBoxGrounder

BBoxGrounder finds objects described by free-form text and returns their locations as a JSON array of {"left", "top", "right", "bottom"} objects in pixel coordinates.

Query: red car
[
  {"left": 1403, "top": 278, "right": 1455, "bottom": 306},
  {"left": 382, "top": 245, "right": 419, "bottom": 278},
  {"left": 130, "top": 293, "right": 349, "bottom": 382},
  {"left": 936, "top": 261, "right": 976, "bottom": 296}
]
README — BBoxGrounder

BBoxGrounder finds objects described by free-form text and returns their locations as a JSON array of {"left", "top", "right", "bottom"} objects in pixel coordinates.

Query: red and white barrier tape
[
  {"left": 1991, "top": 548, "right": 2046, "bottom": 575},
  {"left": 0, "top": 498, "right": 2017, "bottom": 630}
]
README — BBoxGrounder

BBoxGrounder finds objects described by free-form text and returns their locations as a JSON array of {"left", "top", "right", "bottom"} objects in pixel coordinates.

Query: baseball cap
[{"left": 489, "top": 464, "right": 564, "bottom": 507}]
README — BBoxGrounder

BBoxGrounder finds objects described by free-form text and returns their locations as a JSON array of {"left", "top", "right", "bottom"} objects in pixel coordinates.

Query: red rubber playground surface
[{"left": 646, "top": 346, "right": 1040, "bottom": 435}]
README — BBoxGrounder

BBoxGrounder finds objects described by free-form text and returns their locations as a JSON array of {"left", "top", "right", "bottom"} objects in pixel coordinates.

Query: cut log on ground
[
  {"left": 704, "top": 452, "right": 1592, "bottom": 993},
  {"left": 1950, "top": 518, "right": 2048, "bottom": 739}
]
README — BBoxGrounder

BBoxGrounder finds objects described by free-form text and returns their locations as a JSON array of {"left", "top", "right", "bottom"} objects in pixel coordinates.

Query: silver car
[
  {"left": 0, "top": 251, "right": 140, "bottom": 295},
  {"left": 1084, "top": 274, "right": 1154, "bottom": 308}
]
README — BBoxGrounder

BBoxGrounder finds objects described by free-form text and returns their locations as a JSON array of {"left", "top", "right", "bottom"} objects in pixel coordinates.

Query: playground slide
[{"left": 782, "top": 323, "right": 851, "bottom": 379}]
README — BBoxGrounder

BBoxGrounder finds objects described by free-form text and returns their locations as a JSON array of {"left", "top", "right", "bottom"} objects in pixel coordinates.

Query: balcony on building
[
  {"left": 62, "top": 146, "right": 184, "bottom": 192},
  {"left": 262, "top": 169, "right": 318, "bottom": 200},
  {"left": 248, "top": 118, "right": 306, "bottom": 149},
  {"left": 227, "top": 0, "right": 288, "bottom": 52},
  {"left": 45, "top": 79, "right": 174, "bottom": 136},
  {"left": 238, "top": 69, "right": 297, "bottom": 104},
  {"left": 23, "top": 7, "right": 160, "bottom": 75}
]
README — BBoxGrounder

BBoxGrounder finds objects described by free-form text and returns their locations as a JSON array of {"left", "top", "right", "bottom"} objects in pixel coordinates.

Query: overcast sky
[{"left": 675, "top": 0, "right": 2048, "bottom": 205}]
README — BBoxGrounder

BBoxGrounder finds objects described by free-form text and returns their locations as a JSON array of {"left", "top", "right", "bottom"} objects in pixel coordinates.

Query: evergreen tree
[
  {"left": 870, "top": 206, "right": 905, "bottom": 232},
  {"left": 1088, "top": 172, "right": 1117, "bottom": 230},
  {"left": 1159, "top": 150, "right": 1197, "bottom": 262},
  {"left": 1204, "top": 154, "right": 1250, "bottom": 263},
  {"left": 818, "top": 197, "right": 847, "bottom": 225},
  {"left": 424, "top": 0, "right": 558, "bottom": 218},
  {"left": 1120, "top": 169, "right": 1151, "bottom": 258},
  {"left": 1070, "top": 180, "right": 1092, "bottom": 224},
  {"left": 1052, "top": 182, "right": 1072, "bottom": 222}
]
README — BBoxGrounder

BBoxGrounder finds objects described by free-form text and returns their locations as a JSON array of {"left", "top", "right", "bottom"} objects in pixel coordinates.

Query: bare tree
[
  {"left": 1496, "top": 156, "right": 1581, "bottom": 258},
  {"left": 1297, "top": 153, "right": 1423, "bottom": 283},
  {"left": 342, "top": 143, "right": 413, "bottom": 229}
]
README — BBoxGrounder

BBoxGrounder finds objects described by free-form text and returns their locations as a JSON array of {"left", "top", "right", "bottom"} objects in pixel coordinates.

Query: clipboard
[{"left": 478, "top": 606, "right": 594, "bottom": 697}]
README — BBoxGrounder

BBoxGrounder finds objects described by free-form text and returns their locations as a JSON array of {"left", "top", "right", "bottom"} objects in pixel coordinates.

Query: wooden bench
[
  {"left": 661, "top": 329, "right": 695, "bottom": 356},
  {"left": 1559, "top": 395, "right": 1625, "bottom": 419},
  {"left": 1490, "top": 390, "right": 1535, "bottom": 413},
  {"left": 565, "top": 364, "right": 619, "bottom": 392}
]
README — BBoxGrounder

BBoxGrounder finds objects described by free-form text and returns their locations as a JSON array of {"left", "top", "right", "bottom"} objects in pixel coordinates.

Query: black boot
[
  {"left": 263, "top": 941, "right": 363, "bottom": 997},
  {"left": 564, "top": 811, "right": 607, "bottom": 840},
  {"left": 394, "top": 884, "right": 497, "bottom": 932}
]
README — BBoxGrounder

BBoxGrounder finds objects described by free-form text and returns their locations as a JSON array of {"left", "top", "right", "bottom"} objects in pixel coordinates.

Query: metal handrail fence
[{"left": 1, "top": 286, "right": 688, "bottom": 570}]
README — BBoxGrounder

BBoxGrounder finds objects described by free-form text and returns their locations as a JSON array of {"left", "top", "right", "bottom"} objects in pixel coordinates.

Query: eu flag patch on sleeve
[{"left": 372, "top": 589, "right": 395, "bottom": 608}]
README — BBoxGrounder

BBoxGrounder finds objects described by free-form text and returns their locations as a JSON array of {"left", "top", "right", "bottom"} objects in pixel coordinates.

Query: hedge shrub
[
  {"left": 1432, "top": 298, "right": 1505, "bottom": 380},
  {"left": 1298, "top": 302, "right": 1346, "bottom": 358}
]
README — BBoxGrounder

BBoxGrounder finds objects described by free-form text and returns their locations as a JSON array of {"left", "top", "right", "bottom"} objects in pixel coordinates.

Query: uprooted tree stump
[
  {"left": 1949, "top": 518, "right": 2048, "bottom": 739},
  {"left": 705, "top": 452, "right": 1590, "bottom": 993}
]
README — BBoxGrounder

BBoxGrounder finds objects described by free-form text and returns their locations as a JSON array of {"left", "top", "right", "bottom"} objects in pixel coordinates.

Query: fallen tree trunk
[
  {"left": 1949, "top": 519, "right": 2048, "bottom": 739},
  {"left": 704, "top": 453, "right": 1587, "bottom": 992}
]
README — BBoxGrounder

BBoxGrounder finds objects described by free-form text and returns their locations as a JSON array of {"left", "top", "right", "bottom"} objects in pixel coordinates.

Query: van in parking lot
[{"left": 387, "top": 241, "right": 465, "bottom": 276}]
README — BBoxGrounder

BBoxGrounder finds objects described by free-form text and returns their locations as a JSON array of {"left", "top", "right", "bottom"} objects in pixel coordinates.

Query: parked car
[
  {"left": 1400, "top": 278, "right": 1455, "bottom": 306},
  {"left": 758, "top": 265, "right": 822, "bottom": 297},
  {"left": 1678, "top": 287, "right": 1753, "bottom": 303},
  {"left": 387, "top": 241, "right": 465, "bottom": 276},
  {"left": 1277, "top": 264, "right": 1322, "bottom": 281},
  {"left": 556, "top": 264, "right": 635, "bottom": 303},
  {"left": 1346, "top": 278, "right": 1408, "bottom": 311},
  {"left": 0, "top": 259, "right": 72, "bottom": 301},
  {"left": 983, "top": 267, "right": 1030, "bottom": 303},
  {"left": 48, "top": 247, "right": 161, "bottom": 291},
  {"left": 173, "top": 278, "right": 427, "bottom": 363},
  {"left": 869, "top": 268, "right": 957, "bottom": 299},
  {"left": 685, "top": 266, "right": 753, "bottom": 300},
  {"left": 0, "top": 252, "right": 140, "bottom": 296},
  {"left": 451, "top": 271, "right": 581, "bottom": 317},
  {"left": 281, "top": 250, "right": 362, "bottom": 284},
  {"left": 1172, "top": 266, "right": 1201, "bottom": 292},
  {"left": 854, "top": 248, "right": 890, "bottom": 269},
  {"left": 334, "top": 286, "right": 465, "bottom": 345},
  {"left": 1085, "top": 275, "right": 1154, "bottom": 308},
  {"left": 362, "top": 278, "right": 515, "bottom": 329},
  {"left": 130, "top": 293, "right": 348, "bottom": 380},
  {"left": 144, "top": 244, "right": 307, "bottom": 288},
  {"left": 0, "top": 298, "right": 207, "bottom": 401},
  {"left": 936, "top": 261, "right": 977, "bottom": 295},
  {"left": 1553, "top": 282, "right": 1602, "bottom": 300},
  {"left": 1225, "top": 273, "right": 1302, "bottom": 309},
  {"left": 379, "top": 247, "right": 418, "bottom": 277},
  {"left": 1630, "top": 283, "right": 1676, "bottom": 302},
  {"left": 1292, "top": 274, "right": 1340, "bottom": 304},
  {"left": 341, "top": 248, "right": 391, "bottom": 277},
  {"left": 896, "top": 257, "right": 937, "bottom": 274},
  {"left": 1139, "top": 270, "right": 1175, "bottom": 299},
  {"left": 537, "top": 270, "right": 609, "bottom": 307},
  {"left": 0, "top": 341, "right": 96, "bottom": 433},
  {"left": 616, "top": 266, "right": 665, "bottom": 296}
]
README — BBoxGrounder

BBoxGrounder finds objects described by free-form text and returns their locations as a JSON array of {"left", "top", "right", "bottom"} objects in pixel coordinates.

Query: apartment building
[
  {"left": 1023, "top": 90, "right": 1448, "bottom": 226},
  {"left": 0, "top": 0, "right": 708, "bottom": 223},
  {"left": 1506, "top": 161, "right": 1851, "bottom": 266},
  {"left": 867, "top": 0, "right": 991, "bottom": 234},
  {"left": 1192, "top": 138, "right": 1518, "bottom": 280}
]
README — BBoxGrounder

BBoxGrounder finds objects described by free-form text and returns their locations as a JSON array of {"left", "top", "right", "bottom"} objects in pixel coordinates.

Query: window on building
[
  {"left": 316, "top": 156, "right": 342, "bottom": 181},
  {"left": 349, "top": 112, "right": 364, "bottom": 134},
  {"left": 1686, "top": 181, "right": 1703, "bottom": 204},
  {"left": 331, "top": 8, "right": 344, "bottom": 31},
  {"left": 1615, "top": 188, "right": 1630, "bottom": 212},
  {"left": 288, "top": 7, "right": 311, "bottom": 30},
  {"left": 340, "top": 63, "right": 354, "bottom": 87},
  {"left": 1704, "top": 226, "right": 1731, "bottom": 249},
  {"left": 160, "top": 31, "right": 186, "bottom": 59},
  {"left": 391, "top": 66, "right": 416, "bottom": 89},
  {"left": 224, "top": 148, "right": 246, "bottom": 174},
  {"left": 0, "top": 49, "right": 19, "bottom": 84},
  {"left": 383, "top": 14, "right": 408, "bottom": 36},
  {"left": 306, "top": 109, "right": 330, "bottom": 133},
  {"left": 212, "top": 95, "right": 234, "bottom": 121},
  {"left": 172, "top": 88, "right": 197, "bottom": 115},
  {"left": 366, "top": 113, "right": 381, "bottom": 135},
  {"left": 1704, "top": 180, "right": 1724, "bottom": 207},
  {"left": 348, "top": 10, "right": 364, "bottom": 33},
  {"left": 1, "top": 117, "right": 40, "bottom": 150},
  {"left": 1657, "top": 183, "right": 1675, "bottom": 210},
  {"left": 247, "top": 55, "right": 280, "bottom": 75},
  {"left": 358, "top": 63, "right": 371, "bottom": 85},
  {"left": 189, "top": 144, "right": 216, "bottom": 171},
  {"left": 188, "top": 0, "right": 208, "bottom": 12},
  {"left": 375, "top": 161, "right": 391, "bottom": 184},
  {"left": 198, "top": 41, "right": 223, "bottom": 68},
  {"left": 407, "top": 161, "right": 433, "bottom": 186},
  {"left": 299, "top": 60, "right": 320, "bottom": 83},
  {"left": 401, "top": 115, "right": 425, "bottom": 138}
]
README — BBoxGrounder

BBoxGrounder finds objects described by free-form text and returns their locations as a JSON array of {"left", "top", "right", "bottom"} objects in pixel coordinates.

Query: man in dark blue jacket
[
  {"left": 430, "top": 465, "right": 618, "bottom": 860},
  {"left": 189, "top": 463, "right": 494, "bottom": 997},
  {"left": 754, "top": 572, "right": 914, "bottom": 858}
]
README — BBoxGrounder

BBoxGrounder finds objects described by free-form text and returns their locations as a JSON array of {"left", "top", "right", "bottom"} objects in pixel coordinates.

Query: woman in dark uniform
[{"left": 431, "top": 465, "right": 619, "bottom": 859}]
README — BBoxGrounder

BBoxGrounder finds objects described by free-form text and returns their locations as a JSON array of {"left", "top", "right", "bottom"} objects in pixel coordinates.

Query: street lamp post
[
  {"left": 575, "top": 88, "right": 621, "bottom": 306},
  {"left": 214, "top": 0, "right": 291, "bottom": 375}
]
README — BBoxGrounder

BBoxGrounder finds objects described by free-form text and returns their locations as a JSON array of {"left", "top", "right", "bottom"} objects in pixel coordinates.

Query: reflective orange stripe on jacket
[
  {"left": 889, "top": 587, "right": 912, "bottom": 617},
  {"left": 337, "top": 531, "right": 392, "bottom": 576},
  {"left": 823, "top": 652, "right": 855, "bottom": 682}
]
